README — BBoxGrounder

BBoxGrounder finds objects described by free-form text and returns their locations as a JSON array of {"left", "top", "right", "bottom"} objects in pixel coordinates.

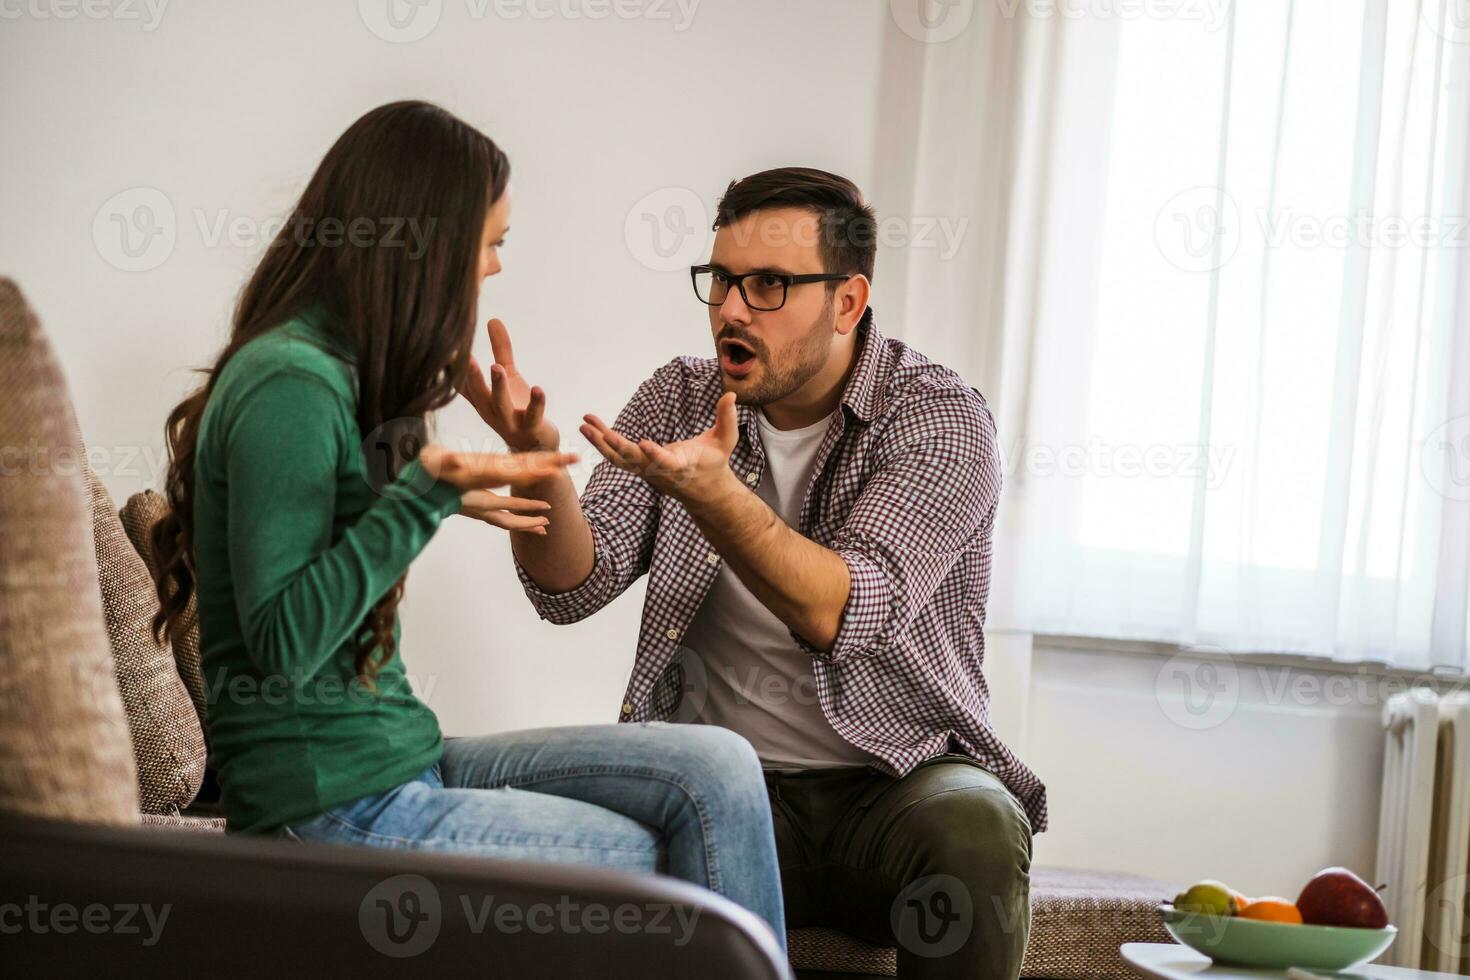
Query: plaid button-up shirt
[{"left": 516, "top": 310, "right": 1048, "bottom": 833}]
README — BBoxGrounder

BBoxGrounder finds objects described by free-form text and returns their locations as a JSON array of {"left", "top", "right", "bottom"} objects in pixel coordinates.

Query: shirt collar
[{"left": 840, "top": 306, "right": 883, "bottom": 424}]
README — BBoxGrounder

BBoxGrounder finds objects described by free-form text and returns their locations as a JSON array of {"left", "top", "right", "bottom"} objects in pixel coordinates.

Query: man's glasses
[{"left": 690, "top": 265, "right": 853, "bottom": 312}]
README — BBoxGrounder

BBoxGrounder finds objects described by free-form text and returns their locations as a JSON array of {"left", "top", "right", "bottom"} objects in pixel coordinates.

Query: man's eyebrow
[{"left": 706, "top": 262, "right": 797, "bottom": 277}]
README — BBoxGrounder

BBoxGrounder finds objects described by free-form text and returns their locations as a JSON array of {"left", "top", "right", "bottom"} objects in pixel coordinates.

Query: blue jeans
[{"left": 281, "top": 722, "right": 785, "bottom": 946}]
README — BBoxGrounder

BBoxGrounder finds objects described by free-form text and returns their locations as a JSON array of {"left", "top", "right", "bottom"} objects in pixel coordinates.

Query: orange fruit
[
  {"left": 1238, "top": 897, "right": 1304, "bottom": 924},
  {"left": 1229, "top": 890, "right": 1248, "bottom": 914}
]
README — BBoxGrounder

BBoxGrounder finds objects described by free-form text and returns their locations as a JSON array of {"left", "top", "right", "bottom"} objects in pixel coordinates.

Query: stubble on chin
[{"left": 751, "top": 307, "right": 835, "bottom": 405}]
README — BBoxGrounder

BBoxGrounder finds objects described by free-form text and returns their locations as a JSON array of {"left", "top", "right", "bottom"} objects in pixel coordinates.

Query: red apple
[{"left": 1296, "top": 867, "right": 1389, "bottom": 929}]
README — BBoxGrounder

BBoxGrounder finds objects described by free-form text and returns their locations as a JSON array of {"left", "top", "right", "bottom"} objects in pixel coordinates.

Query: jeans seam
[
  {"left": 462, "top": 765, "right": 722, "bottom": 894},
  {"left": 310, "top": 805, "right": 655, "bottom": 853}
]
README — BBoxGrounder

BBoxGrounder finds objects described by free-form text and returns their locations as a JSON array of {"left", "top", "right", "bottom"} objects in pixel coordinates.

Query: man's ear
[{"left": 834, "top": 275, "right": 871, "bottom": 335}]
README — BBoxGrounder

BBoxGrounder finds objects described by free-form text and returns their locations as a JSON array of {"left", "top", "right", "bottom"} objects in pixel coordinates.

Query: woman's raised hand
[
  {"left": 460, "top": 318, "right": 561, "bottom": 452},
  {"left": 419, "top": 445, "right": 577, "bottom": 493}
]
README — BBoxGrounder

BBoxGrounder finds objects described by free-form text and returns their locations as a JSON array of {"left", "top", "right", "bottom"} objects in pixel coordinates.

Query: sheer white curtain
[{"left": 891, "top": 0, "right": 1470, "bottom": 672}]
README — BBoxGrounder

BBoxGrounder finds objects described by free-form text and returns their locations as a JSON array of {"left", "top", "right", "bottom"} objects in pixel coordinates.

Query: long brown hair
[{"left": 151, "top": 101, "right": 509, "bottom": 685}]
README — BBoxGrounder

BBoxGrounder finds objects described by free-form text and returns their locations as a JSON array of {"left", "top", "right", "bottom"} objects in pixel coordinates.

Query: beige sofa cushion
[
  {"left": 85, "top": 467, "right": 206, "bottom": 813},
  {"left": 120, "top": 489, "right": 207, "bottom": 730},
  {"left": 0, "top": 278, "right": 140, "bottom": 824}
]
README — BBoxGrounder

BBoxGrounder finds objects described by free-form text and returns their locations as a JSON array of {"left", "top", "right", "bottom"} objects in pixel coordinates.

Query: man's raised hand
[{"left": 580, "top": 391, "right": 742, "bottom": 506}]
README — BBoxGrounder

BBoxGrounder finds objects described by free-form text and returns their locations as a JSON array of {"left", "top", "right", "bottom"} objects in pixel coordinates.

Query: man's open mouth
[{"left": 720, "top": 338, "right": 758, "bottom": 367}]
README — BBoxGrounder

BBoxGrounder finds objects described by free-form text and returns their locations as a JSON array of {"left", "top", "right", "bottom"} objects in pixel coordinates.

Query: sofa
[{"left": 0, "top": 277, "right": 1176, "bottom": 978}]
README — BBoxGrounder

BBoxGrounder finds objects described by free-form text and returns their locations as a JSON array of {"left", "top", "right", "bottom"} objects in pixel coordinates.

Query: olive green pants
[{"left": 766, "top": 756, "right": 1033, "bottom": 979}]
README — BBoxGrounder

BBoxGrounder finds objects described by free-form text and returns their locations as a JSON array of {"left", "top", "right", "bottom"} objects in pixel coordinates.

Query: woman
[{"left": 150, "top": 100, "right": 783, "bottom": 941}]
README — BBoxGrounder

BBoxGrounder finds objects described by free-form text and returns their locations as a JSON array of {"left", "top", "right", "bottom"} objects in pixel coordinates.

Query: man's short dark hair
[{"left": 713, "top": 167, "right": 877, "bottom": 284}]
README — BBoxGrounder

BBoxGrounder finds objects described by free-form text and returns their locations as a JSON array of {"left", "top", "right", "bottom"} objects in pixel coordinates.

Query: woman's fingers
[
  {"left": 461, "top": 355, "right": 493, "bottom": 414},
  {"left": 464, "top": 354, "right": 488, "bottom": 396},
  {"left": 523, "top": 386, "right": 546, "bottom": 429},
  {"left": 459, "top": 490, "right": 552, "bottom": 514},
  {"left": 487, "top": 317, "right": 517, "bottom": 369},
  {"left": 488, "top": 362, "right": 518, "bottom": 419},
  {"left": 434, "top": 449, "right": 577, "bottom": 490},
  {"left": 418, "top": 444, "right": 452, "bottom": 480},
  {"left": 458, "top": 501, "right": 550, "bottom": 533},
  {"left": 473, "top": 510, "right": 551, "bottom": 532},
  {"left": 496, "top": 495, "right": 551, "bottom": 512},
  {"left": 480, "top": 450, "right": 577, "bottom": 487},
  {"left": 493, "top": 512, "right": 552, "bottom": 530}
]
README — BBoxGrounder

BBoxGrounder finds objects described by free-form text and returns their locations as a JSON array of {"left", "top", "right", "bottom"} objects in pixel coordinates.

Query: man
[{"left": 466, "top": 167, "right": 1046, "bottom": 979}]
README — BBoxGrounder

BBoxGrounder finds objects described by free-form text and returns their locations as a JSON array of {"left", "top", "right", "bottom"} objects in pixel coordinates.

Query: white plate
[{"left": 1120, "top": 943, "right": 1464, "bottom": 980}]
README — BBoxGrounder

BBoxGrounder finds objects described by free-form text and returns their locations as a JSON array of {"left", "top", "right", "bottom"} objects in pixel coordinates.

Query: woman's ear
[{"left": 835, "top": 274, "right": 871, "bottom": 335}]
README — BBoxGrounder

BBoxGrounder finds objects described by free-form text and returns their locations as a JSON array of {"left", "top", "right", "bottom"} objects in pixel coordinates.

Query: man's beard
[{"left": 724, "top": 300, "right": 835, "bottom": 406}]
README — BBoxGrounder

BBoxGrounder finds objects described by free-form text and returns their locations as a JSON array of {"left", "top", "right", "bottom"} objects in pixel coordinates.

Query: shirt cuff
[
  {"left": 513, "top": 521, "right": 618, "bottom": 624},
  {"left": 801, "top": 546, "right": 891, "bottom": 663}
]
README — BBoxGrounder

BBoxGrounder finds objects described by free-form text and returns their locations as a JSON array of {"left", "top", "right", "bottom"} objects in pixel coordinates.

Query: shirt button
[
  {"left": 665, "top": 627, "right": 680, "bottom": 641},
  {"left": 744, "top": 471, "right": 759, "bottom": 485},
  {"left": 706, "top": 552, "right": 720, "bottom": 565},
  {"left": 620, "top": 702, "right": 633, "bottom": 716}
]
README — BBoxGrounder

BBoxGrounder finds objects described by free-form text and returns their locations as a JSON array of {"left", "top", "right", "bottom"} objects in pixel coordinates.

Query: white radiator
[
  {"left": 1375, "top": 688, "right": 1470, "bottom": 972},
  {"left": 1376, "top": 689, "right": 1440, "bottom": 967},
  {"left": 1424, "top": 692, "right": 1469, "bottom": 973}
]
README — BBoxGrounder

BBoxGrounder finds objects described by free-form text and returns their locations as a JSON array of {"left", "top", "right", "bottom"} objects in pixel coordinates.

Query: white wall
[
  {"left": 0, "top": 0, "right": 889, "bottom": 733},
  {"left": 1009, "top": 640, "right": 1388, "bottom": 894},
  {"left": 981, "top": 629, "right": 1395, "bottom": 893}
]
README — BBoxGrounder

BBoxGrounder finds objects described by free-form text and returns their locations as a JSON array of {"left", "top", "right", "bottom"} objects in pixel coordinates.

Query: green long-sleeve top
[{"left": 192, "top": 308, "right": 462, "bottom": 833}]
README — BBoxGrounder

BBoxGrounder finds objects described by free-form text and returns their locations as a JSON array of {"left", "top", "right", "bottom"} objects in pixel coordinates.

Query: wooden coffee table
[{"left": 1121, "top": 943, "right": 1466, "bottom": 979}]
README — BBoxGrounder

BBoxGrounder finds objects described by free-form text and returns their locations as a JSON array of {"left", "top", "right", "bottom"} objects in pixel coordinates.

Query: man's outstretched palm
[
  {"left": 581, "top": 392, "right": 741, "bottom": 503},
  {"left": 462, "top": 318, "right": 560, "bottom": 452}
]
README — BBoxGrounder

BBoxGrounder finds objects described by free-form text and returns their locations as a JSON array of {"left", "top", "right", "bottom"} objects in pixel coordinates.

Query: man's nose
[{"left": 718, "top": 286, "right": 751, "bottom": 326}]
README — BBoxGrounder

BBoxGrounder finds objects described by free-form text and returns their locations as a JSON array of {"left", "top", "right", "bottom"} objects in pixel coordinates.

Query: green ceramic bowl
[{"left": 1159, "top": 905, "right": 1397, "bottom": 970}]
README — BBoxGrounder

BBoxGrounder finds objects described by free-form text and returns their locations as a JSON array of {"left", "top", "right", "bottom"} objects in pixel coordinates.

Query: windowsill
[{"left": 989, "top": 628, "right": 1470, "bottom": 686}]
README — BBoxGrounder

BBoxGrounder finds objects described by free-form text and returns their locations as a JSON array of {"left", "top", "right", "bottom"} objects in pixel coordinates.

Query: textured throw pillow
[
  {"left": 0, "top": 278, "right": 140, "bottom": 824},
  {"left": 85, "top": 467, "right": 206, "bottom": 813},
  {"left": 120, "top": 489, "right": 207, "bottom": 729}
]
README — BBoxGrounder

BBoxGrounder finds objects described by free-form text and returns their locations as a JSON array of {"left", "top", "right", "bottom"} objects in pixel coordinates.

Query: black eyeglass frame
[{"left": 689, "top": 265, "right": 854, "bottom": 312}]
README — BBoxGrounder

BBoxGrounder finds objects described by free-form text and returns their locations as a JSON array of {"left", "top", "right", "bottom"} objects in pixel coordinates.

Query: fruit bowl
[{"left": 1159, "top": 905, "right": 1397, "bottom": 970}]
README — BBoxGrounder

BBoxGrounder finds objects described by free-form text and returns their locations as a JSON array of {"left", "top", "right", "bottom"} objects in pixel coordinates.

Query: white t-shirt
[{"left": 680, "top": 408, "right": 876, "bottom": 770}]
